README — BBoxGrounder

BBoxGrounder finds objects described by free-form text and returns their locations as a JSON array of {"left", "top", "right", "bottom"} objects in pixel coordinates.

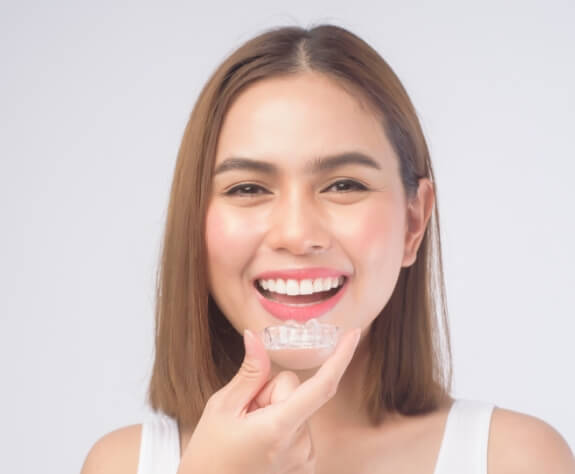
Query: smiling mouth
[{"left": 254, "top": 278, "right": 347, "bottom": 306}]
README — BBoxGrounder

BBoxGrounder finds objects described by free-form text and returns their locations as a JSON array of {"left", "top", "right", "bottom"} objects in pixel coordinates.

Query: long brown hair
[{"left": 148, "top": 23, "right": 453, "bottom": 428}]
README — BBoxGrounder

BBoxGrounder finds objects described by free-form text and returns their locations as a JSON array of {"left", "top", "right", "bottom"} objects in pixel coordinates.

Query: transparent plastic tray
[{"left": 262, "top": 319, "right": 339, "bottom": 350}]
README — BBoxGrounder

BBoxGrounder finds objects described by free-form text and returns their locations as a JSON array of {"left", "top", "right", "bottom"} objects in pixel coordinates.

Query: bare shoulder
[
  {"left": 80, "top": 424, "right": 142, "bottom": 474},
  {"left": 488, "top": 407, "right": 575, "bottom": 474}
]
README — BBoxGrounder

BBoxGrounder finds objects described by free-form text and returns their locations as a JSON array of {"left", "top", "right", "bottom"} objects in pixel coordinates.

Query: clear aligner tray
[{"left": 262, "top": 319, "right": 339, "bottom": 350}]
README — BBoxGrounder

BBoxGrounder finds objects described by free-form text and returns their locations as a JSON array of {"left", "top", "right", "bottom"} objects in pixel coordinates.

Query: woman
[{"left": 81, "top": 24, "right": 574, "bottom": 473}]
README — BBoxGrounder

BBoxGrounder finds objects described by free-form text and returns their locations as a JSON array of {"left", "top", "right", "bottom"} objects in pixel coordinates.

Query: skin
[{"left": 80, "top": 72, "right": 575, "bottom": 473}]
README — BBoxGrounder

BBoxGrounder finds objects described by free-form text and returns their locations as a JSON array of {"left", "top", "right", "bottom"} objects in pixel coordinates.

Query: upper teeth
[{"left": 258, "top": 276, "right": 345, "bottom": 296}]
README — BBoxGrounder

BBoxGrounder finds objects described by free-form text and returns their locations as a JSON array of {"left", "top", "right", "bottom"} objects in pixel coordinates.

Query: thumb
[{"left": 224, "top": 329, "right": 271, "bottom": 411}]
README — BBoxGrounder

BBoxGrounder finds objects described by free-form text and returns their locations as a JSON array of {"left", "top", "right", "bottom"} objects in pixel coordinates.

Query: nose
[{"left": 265, "top": 190, "right": 331, "bottom": 256}]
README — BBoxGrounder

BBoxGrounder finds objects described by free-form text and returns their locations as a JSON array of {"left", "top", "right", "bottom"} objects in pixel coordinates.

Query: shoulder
[
  {"left": 80, "top": 424, "right": 142, "bottom": 474},
  {"left": 488, "top": 406, "right": 575, "bottom": 474}
]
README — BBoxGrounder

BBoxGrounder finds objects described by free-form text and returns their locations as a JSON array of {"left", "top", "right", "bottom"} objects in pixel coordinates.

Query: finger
[
  {"left": 220, "top": 329, "right": 271, "bottom": 413},
  {"left": 255, "top": 371, "right": 301, "bottom": 408},
  {"left": 275, "top": 328, "right": 361, "bottom": 430}
]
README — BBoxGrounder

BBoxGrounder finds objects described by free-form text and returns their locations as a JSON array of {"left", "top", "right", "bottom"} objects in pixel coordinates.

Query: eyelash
[{"left": 224, "top": 179, "right": 368, "bottom": 197}]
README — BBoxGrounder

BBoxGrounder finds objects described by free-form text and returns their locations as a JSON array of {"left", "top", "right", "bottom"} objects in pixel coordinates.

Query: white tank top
[{"left": 136, "top": 398, "right": 495, "bottom": 474}]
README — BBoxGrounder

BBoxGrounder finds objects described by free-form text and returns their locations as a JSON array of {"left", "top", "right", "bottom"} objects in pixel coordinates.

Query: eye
[
  {"left": 224, "top": 183, "right": 270, "bottom": 197},
  {"left": 323, "top": 179, "right": 368, "bottom": 193}
]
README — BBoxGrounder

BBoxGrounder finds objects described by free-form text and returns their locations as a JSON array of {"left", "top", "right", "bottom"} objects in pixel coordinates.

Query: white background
[{"left": 1, "top": 0, "right": 573, "bottom": 472}]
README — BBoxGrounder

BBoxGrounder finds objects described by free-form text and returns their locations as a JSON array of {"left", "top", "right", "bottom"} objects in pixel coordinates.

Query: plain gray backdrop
[{"left": 1, "top": 0, "right": 573, "bottom": 472}]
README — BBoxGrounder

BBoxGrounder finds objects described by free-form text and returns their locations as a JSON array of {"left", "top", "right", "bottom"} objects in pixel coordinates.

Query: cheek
[
  {"left": 335, "top": 199, "right": 405, "bottom": 263},
  {"left": 335, "top": 199, "right": 406, "bottom": 321},
  {"left": 205, "top": 204, "right": 260, "bottom": 279}
]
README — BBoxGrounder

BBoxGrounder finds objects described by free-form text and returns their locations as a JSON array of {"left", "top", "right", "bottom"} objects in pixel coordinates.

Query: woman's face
[{"left": 206, "top": 72, "right": 432, "bottom": 345}]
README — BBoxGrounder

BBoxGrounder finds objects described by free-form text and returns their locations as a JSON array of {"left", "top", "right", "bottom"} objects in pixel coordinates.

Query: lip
[{"left": 254, "top": 275, "right": 349, "bottom": 323}]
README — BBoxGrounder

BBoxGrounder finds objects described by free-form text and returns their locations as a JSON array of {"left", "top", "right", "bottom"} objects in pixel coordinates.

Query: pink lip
[{"left": 253, "top": 273, "right": 349, "bottom": 323}]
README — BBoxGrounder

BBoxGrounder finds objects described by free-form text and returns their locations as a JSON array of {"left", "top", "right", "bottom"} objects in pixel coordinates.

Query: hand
[{"left": 177, "top": 327, "right": 361, "bottom": 474}]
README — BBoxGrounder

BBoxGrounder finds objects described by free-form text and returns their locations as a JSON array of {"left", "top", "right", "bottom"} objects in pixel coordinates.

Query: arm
[
  {"left": 489, "top": 407, "right": 575, "bottom": 474},
  {"left": 80, "top": 425, "right": 141, "bottom": 474}
]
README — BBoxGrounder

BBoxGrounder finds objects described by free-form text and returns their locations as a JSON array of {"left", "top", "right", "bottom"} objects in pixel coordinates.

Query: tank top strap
[
  {"left": 137, "top": 412, "right": 181, "bottom": 474},
  {"left": 433, "top": 399, "right": 496, "bottom": 474}
]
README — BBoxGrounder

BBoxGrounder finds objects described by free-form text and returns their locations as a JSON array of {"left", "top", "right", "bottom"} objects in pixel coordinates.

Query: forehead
[{"left": 214, "top": 73, "right": 395, "bottom": 169}]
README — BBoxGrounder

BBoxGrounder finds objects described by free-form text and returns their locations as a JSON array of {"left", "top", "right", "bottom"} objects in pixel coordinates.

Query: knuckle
[
  {"left": 205, "top": 390, "right": 224, "bottom": 410},
  {"left": 299, "top": 455, "right": 316, "bottom": 473},
  {"left": 278, "top": 370, "right": 300, "bottom": 386},
  {"left": 266, "top": 417, "right": 289, "bottom": 445},
  {"left": 306, "top": 435, "right": 315, "bottom": 462},
  {"left": 253, "top": 416, "right": 288, "bottom": 452},
  {"left": 321, "top": 377, "right": 339, "bottom": 400},
  {"left": 303, "top": 457, "right": 317, "bottom": 473},
  {"left": 240, "top": 358, "right": 262, "bottom": 381},
  {"left": 284, "top": 441, "right": 316, "bottom": 474}
]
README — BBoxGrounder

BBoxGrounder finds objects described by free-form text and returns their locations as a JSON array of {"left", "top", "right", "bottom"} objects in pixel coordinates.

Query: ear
[{"left": 401, "top": 178, "right": 435, "bottom": 267}]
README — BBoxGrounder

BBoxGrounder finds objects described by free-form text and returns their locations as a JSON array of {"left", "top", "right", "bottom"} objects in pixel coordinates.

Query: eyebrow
[{"left": 213, "top": 151, "right": 382, "bottom": 176}]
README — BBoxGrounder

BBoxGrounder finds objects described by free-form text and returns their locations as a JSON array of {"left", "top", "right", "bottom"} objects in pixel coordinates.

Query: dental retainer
[{"left": 260, "top": 319, "right": 340, "bottom": 370}]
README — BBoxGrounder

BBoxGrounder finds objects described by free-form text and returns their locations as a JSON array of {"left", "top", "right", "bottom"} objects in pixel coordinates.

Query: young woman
[{"left": 81, "top": 24, "right": 574, "bottom": 474}]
